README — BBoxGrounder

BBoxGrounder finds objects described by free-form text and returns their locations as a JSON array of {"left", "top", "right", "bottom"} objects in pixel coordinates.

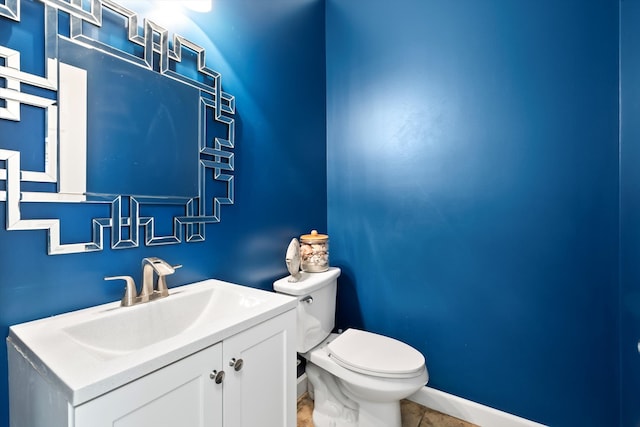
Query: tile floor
[{"left": 297, "top": 393, "right": 478, "bottom": 427}]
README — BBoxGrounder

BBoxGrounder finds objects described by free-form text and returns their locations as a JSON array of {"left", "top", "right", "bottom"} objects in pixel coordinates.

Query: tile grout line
[{"left": 417, "top": 411, "right": 426, "bottom": 427}]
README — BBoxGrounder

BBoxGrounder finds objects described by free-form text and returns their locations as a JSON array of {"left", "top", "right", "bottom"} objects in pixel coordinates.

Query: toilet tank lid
[
  {"left": 327, "top": 329, "right": 425, "bottom": 378},
  {"left": 273, "top": 267, "right": 341, "bottom": 295}
]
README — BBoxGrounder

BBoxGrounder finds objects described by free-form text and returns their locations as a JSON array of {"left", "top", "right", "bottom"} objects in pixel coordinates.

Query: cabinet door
[
  {"left": 222, "top": 310, "right": 297, "bottom": 427},
  {"left": 74, "top": 343, "right": 223, "bottom": 427}
]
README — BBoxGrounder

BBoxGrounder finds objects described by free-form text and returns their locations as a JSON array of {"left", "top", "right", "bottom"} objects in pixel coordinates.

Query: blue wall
[
  {"left": 326, "top": 1, "right": 620, "bottom": 425},
  {"left": 3, "top": 0, "right": 639, "bottom": 426},
  {"left": 621, "top": 1, "right": 640, "bottom": 425},
  {"left": 0, "top": 1, "right": 326, "bottom": 426}
]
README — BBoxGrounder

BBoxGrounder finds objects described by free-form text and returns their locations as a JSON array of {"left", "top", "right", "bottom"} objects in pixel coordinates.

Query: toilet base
[
  {"left": 312, "top": 410, "right": 358, "bottom": 427},
  {"left": 307, "top": 363, "right": 358, "bottom": 427},
  {"left": 306, "top": 362, "right": 403, "bottom": 427},
  {"left": 312, "top": 400, "right": 401, "bottom": 427},
  {"left": 356, "top": 400, "right": 401, "bottom": 427}
]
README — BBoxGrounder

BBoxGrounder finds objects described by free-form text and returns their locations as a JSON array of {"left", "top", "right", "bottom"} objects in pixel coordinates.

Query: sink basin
[
  {"left": 62, "top": 283, "right": 263, "bottom": 358},
  {"left": 7, "top": 279, "right": 296, "bottom": 405}
]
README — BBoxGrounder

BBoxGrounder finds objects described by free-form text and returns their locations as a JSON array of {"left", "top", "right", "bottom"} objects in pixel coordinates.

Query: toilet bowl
[
  {"left": 304, "top": 331, "right": 428, "bottom": 427},
  {"left": 274, "top": 268, "right": 428, "bottom": 427}
]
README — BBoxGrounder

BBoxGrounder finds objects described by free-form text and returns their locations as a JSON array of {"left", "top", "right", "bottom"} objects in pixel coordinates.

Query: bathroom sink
[
  {"left": 7, "top": 279, "right": 296, "bottom": 405},
  {"left": 62, "top": 282, "right": 263, "bottom": 358}
]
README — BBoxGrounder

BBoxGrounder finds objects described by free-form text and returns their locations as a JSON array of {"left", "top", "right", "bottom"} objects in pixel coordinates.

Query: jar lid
[{"left": 300, "top": 229, "right": 328, "bottom": 242}]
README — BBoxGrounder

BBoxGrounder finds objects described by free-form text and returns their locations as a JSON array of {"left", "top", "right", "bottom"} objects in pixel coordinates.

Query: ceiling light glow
[{"left": 182, "top": 0, "right": 212, "bottom": 13}]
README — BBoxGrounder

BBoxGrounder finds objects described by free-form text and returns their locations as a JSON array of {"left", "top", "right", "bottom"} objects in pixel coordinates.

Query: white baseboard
[
  {"left": 297, "top": 373, "right": 308, "bottom": 399},
  {"left": 408, "top": 387, "right": 547, "bottom": 427},
  {"left": 299, "top": 372, "right": 545, "bottom": 426}
]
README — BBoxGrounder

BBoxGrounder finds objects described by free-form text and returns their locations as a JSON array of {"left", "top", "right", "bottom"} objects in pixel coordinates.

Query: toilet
[{"left": 274, "top": 267, "right": 428, "bottom": 427}]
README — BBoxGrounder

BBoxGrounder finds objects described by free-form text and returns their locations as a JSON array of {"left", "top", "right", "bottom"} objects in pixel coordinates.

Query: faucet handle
[
  {"left": 142, "top": 257, "right": 179, "bottom": 276},
  {"left": 155, "top": 263, "right": 182, "bottom": 298},
  {"left": 157, "top": 263, "right": 182, "bottom": 277},
  {"left": 105, "top": 275, "right": 137, "bottom": 307}
]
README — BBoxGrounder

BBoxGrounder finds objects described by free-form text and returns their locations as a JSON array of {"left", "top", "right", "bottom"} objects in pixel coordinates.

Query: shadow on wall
[{"left": 334, "top": 264, "right": 364, "bottom": 331}]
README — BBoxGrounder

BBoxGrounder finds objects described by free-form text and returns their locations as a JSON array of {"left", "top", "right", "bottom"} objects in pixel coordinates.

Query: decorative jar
[{"left": 300, "top": 230, "right": 329, "bottom": 272}]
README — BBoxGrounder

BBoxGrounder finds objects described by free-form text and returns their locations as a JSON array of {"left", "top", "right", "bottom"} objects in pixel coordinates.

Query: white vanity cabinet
[
  {"left": 221, "top": 310, "right": 296, "bottom": 427},
  {"left": 8, "top": 291, "right": 297, "bottom": 427},
  {"left": 74, "top": 342, "right": 224, "bottom": 427},
  {"left": 75, "top": 312, "right": 296, "bottom": 427}
]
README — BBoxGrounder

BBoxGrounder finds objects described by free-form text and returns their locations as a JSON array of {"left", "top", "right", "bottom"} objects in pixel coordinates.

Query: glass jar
[{"left": 300, "top": 230, "right": 329, "bottom": 272}]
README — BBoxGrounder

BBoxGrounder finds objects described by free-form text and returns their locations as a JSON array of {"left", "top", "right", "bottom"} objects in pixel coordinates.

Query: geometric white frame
[
  {"left": 0, "top": 0, "right": 235, "bottom": 254},
  {"left": 0, "top": 0, "right": 19, "bottom": 21}
]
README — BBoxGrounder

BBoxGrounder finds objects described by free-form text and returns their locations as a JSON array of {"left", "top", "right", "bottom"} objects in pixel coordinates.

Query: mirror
[{"left": 0, "top": 0, "right": 235, "bottom": 254}]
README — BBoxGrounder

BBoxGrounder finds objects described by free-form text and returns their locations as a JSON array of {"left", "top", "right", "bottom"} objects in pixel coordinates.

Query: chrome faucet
[{"left": 105, "top": 257, "right": 182, "bottom": 307}]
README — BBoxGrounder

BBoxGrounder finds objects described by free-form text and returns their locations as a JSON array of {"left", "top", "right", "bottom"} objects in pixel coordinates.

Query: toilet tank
[{"left": 273, "top": 267, "right": 341, "bottom": 353}]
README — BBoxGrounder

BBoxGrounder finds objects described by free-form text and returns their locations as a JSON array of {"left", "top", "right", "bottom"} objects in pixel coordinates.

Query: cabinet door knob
[
  {"left": 210, "top": 370, "right": 225, "bottom": 384},
  {"left": 229, "top": 357, "right": 244, "bottom": 371}
]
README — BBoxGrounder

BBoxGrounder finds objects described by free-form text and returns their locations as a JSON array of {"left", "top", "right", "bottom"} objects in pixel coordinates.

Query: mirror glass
[{"left": 0, "top": 0, "right": 235, "bottom": 254}]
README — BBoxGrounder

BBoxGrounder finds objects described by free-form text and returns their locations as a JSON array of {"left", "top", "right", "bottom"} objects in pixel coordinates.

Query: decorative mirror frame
[{"left": 0, "top": 0, "right": 235, "bottom": 254}]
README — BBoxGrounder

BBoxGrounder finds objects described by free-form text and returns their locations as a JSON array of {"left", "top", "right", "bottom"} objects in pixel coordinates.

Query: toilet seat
[{"left": 327, "top": 329, "right": 425, "bottom": 379}]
